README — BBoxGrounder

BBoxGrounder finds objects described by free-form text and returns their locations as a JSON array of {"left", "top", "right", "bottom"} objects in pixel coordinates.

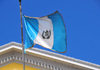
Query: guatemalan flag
[{"left": 24, "top": 11, "right": 67, "bottom": 53}]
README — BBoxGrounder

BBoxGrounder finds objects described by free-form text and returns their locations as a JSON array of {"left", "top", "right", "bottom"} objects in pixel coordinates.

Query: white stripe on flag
[{"left": 34, "top": 17, "right": 54, "bottom": 49}]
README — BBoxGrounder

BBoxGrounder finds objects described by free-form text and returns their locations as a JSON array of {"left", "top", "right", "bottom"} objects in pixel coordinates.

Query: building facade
[{"left": 0, "top": 42, "right": 100, "bottom": 70}]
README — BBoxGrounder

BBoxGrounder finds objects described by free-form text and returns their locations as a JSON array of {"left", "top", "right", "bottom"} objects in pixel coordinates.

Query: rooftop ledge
[{"left": 0, "top": 42, "right": 100, "bottom": 70}]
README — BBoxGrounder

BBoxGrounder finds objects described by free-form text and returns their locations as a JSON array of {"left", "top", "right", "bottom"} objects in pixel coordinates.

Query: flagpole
[{"left": 18, "top": 0, "right": 25, "bottom": 70}]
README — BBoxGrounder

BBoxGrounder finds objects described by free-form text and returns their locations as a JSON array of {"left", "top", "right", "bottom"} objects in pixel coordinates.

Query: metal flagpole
[{"left": 18, "top": 0, "right": 25, "bottom": 70}]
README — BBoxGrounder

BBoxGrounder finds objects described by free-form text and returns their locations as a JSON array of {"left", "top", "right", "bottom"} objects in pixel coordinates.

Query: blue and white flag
[{"left": 24, "top": 11, "right": 67, "bottom": 53}]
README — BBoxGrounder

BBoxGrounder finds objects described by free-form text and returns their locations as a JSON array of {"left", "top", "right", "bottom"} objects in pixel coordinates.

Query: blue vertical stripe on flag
[
  {"left": 48, "top": 11, "right": 67, "bottom": 52},
  {"left": 24, "top": 17, "right": 39, "bottom": 49}
]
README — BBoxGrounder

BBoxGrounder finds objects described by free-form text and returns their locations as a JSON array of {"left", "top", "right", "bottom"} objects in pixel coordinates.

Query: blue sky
[{"left": 0, "top": 0, "right": 100, "bottom": 65}]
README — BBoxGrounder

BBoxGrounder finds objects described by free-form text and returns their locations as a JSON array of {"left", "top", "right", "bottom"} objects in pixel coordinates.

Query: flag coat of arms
[{"left": 24, "top": 11, "right": 67, "bottom": 53}]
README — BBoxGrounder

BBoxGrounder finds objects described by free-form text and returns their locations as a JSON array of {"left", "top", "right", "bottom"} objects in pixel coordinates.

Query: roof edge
[{"left": 0, "top": 42, "right": 100, "bottom": 70}]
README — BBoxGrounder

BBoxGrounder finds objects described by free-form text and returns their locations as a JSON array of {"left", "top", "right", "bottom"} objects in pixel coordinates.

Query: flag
[{"left": 24, "top": 11, "right": 67, "bottom": 53}]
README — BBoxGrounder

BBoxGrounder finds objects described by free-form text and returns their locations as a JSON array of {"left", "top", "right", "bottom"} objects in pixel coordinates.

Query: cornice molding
[{"left": 0, "top": 42, "right": 100, "bottom": 70}]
